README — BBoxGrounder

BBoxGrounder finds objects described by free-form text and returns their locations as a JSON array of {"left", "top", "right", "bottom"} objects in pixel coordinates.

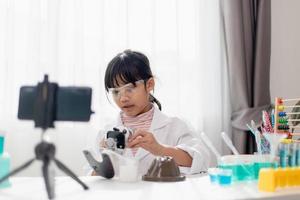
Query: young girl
[{"left": 93, "top": 49, "right": 209, "bottom": 175}]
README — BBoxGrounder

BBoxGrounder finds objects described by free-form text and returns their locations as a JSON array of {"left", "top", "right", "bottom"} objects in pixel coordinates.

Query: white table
[{"left": 0, "top": 175, "right": 300, "bottom": 200}]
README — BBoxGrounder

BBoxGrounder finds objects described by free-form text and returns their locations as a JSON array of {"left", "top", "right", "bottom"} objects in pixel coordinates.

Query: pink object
[{"left": 263, "top": 111, "right": 274, "bottom": 133}]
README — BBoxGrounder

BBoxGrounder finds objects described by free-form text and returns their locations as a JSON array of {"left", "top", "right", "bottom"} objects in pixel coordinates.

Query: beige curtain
[{"left": 221, "top": 0, "right": 272, "bottom": 153}]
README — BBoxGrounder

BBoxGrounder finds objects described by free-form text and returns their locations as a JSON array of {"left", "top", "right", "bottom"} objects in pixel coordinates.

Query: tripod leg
[
  {"left": 54, "top": 159, "right": 89, "bottom": 190},
  {"left": 42, "top": 160, "right": 55, "bottom": 199},
  {"left": 0, "top": 158, "right": 35, "bottom": 184}
]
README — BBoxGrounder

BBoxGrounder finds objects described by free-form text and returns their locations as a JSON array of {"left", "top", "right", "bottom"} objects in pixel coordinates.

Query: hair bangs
[{"left": 104, "top": 54, "right": 142, "bottom": 91}]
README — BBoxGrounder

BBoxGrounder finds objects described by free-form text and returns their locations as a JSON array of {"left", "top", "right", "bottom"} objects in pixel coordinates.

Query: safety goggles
[{"left": 108, "top": 80, "right": 145, "bottom": 100}]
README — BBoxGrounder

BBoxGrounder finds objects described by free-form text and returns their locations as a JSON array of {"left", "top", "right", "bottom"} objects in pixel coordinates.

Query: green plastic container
[
  {"left": 219, "top": 163, "right": 254, "bottom": 181},
  {"left": 253, "top": 162, "right": 276, "bottom": 179},
  {"left": 219, "top": 155, "right": 275, "bottom": 181}
]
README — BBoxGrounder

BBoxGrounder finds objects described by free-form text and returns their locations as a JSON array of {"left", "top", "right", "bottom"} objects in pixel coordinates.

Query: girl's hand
[
  {"left": 128, "top": 129, "right": 164, "bottom": 156},
  {"left": 91, "top": 171, "right": 97, "bottom": 176},
  {"left": 100, "top": 138, "right": 107, "bottom": 148}
]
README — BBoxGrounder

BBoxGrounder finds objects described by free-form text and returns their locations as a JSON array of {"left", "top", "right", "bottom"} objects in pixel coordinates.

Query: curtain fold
[{"left": 221, "top": 0, "right": 272, "bottom": 153}]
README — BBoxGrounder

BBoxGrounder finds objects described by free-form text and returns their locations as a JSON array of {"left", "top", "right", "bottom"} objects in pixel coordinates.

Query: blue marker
[
  {"left": 271, "top": 109, "right": 275, "bottom": 128},
  {"left": 296, "top": 143, "right": 300, "bottom": 166},
  {"left": 289, "top": 143, "right": 297, "bottom": 167},
  {"left": 279, "top": 142, "right": 289, "bottom": 168}
]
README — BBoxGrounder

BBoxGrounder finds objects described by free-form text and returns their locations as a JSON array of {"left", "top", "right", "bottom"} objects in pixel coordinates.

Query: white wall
[{"left": 270, "top": 0, "right": 300, "bottom": 101}]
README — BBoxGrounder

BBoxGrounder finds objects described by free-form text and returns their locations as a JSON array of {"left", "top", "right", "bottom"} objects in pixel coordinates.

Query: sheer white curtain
[{"left": 0, "top": 0, "right": 230, "bottom": 176}]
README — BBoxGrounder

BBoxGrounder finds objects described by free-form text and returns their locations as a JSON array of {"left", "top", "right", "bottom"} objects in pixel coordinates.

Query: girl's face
[{"left": 109, "top": 78, "right": 155, "bottom": 116}]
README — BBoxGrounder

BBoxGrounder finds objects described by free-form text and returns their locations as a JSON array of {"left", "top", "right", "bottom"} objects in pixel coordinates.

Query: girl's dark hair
[{"left": 104, "top": 49, "right": 161, "bottom": 110}]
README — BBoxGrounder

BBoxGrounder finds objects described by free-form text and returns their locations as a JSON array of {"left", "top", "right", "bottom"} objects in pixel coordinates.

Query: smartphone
[{"left": 18, "top": 86, "right": 93, "bottom": 122}]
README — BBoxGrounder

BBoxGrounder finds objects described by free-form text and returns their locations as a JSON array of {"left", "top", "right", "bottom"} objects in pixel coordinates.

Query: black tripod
[
  {"left": 0, "top": 75, "right": 92, "bottom": 199},
  {"left": 0, "top": 133, "right": 89, "bottom": 199}
]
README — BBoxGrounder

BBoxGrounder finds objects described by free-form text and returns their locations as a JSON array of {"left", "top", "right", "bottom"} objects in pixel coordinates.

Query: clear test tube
[
  {"left": 279, "top": 142, "right": 289, "bottom": 168},
  {"left": 288, "top": 142, "right": 297, "bottom": 167}
]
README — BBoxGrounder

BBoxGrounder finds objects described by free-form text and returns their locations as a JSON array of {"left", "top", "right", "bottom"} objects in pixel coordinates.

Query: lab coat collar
[
  {"left": 151, "top": 106, "right": 171, "bottom": 131},
  {"left": 115, "top": 105, "right": 171, "bottom": 131}
]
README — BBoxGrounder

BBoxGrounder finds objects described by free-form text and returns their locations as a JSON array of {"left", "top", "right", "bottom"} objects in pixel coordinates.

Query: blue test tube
[
  {"left": 279, "top": 142, "right": 289, "bottom": 168},
  {"left": 288, "top": 143, "right": 297, "bottom": 167},
  {"left": 296, "top": 143, "right": 300, "bottom": 166}
]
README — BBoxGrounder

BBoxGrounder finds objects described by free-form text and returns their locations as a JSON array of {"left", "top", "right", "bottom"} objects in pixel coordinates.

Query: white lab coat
[{"left": 89, "top": 106, "right": 210, "bottom": 175}]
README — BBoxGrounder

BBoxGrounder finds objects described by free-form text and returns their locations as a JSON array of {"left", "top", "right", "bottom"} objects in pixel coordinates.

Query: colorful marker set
[
  {"left": 246, "top": 118, "right": 270, "bottom": 154},
  {"left": 246, "top": 97, "right": 300, "bottom": 156},
  {"left": 206, "top": 97, "right": 300, "bottom": 190}
]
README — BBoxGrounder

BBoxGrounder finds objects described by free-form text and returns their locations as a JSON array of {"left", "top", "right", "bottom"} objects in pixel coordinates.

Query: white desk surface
[{"left": 0, "top": 174, "right": 300, "bottom": 200}]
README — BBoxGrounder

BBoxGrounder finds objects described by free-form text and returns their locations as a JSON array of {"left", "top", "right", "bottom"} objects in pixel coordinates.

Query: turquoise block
[
  {"left": 0, "top": 136, "right": 4, "bottom": 155},
  {"left": 253, "top": 162, "right": 274, "bottom": 179},
  {"left": 0, "top": 153, "right": 11, "bottom": 189}
]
